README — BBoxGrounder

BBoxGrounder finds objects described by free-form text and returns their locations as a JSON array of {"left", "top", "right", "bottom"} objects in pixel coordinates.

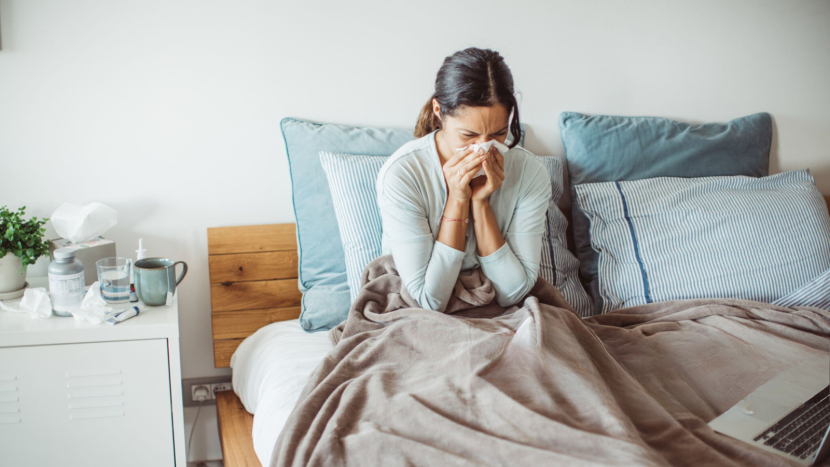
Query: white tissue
[
  {"left": 71, "top": 281, "right": 123, "bottom": 324},
  {"left": 51, "top": 202, "right": 118, "bottom": 244},
  {"left": 0, "top": 287, "right": 53, "bottom": 319},
  {"left": 455, "top": 140, "right": 510, "bottom": 179}
]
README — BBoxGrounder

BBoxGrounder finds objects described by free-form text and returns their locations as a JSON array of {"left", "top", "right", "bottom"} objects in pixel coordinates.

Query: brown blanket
[{"left": 272, "top": 255, "right": 830, "bottom": 467}]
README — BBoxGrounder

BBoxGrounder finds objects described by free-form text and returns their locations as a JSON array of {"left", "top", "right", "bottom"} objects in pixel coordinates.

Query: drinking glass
[{"left": 96, "top": 257, "right": 132, "bottom": 305}]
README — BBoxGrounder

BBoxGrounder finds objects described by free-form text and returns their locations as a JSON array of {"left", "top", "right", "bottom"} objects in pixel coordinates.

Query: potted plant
[{"left": 0, "top": 206, "right": 49, "bottom": 294}]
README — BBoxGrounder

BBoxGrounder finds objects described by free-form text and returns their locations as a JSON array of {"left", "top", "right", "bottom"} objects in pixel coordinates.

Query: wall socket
[
  {"left": 210, "top": 382, "right": 232, "bottom": 398},
  {"left": 183, "top": 377, "right": 233, "bottom": 407},
  {"left": 191, "top": 385, "right": 211, "bottom": 403}
]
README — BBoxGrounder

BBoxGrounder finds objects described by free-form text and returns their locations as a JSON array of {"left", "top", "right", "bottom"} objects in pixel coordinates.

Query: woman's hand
[
  {"left": 442, "top": 146, "right": 487, "bottom": 202},
  {"left": 470, "top": 147, "right": 505, "bottom": 203}
]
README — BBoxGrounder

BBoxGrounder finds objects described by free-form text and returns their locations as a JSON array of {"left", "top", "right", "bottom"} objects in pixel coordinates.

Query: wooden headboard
[
  {"left": 208, "top": 196, "right": 830, "bottom": 368},
  {"left": 208, "top": 224, "right": 301, "bottom": 368}
]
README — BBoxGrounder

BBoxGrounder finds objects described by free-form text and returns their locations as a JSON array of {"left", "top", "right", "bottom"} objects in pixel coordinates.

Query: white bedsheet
[{"left": 230, "top": 319, "right": 332, "bottom": 465}]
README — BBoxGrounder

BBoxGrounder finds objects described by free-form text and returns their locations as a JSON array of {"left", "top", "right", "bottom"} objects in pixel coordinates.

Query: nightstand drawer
[{"left": 0, "top": 339, "right": 174, "bottom": 466}]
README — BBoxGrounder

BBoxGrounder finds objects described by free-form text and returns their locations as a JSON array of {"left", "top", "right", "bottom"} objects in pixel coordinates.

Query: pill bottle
[{"left": 48, "top": 248, "right": 85, "bottom": 317}]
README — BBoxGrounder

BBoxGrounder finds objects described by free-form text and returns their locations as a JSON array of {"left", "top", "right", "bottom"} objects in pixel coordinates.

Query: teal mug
[{"left": 134, "top": 258, "right": 188, "bottom": 306}]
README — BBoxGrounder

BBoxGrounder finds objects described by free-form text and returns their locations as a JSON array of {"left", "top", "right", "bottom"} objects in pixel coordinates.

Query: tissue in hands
[
  {"left": 455, "top": 140, "right": 510, "bottom": 179},
  {"left": 51, "top": 202, "right": 117, "bottom": 244}
]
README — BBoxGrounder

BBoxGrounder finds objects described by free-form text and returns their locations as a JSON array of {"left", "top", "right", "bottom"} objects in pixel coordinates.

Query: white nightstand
[{"left": 0, "top": 278, "right": 186, "bottom": 467}]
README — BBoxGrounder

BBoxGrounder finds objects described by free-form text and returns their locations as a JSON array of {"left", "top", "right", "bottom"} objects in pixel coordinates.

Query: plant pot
[{"left": 0, "top": 253, "right": 27, "bottom": 294}]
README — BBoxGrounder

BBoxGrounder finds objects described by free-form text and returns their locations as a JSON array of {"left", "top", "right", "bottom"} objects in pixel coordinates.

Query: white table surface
[
  {"left": 0, "top": 274, "right": 188, "bottom": 467},
  {"left": 0, "top": 275, "right": 180, "bottom": 347}
]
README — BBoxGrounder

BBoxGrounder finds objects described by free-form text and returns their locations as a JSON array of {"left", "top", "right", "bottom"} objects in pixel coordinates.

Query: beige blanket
[{"left": 272, "top": 255, "right": 830, "bottom": 466}]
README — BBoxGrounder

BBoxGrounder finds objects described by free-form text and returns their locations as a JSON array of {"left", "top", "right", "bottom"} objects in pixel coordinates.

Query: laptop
[{"left": 709, "top": 359, "right": 830, "bottom": 465}]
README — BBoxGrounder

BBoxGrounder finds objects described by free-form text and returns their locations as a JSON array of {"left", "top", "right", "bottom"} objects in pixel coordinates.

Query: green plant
[{"left": 0, "top": 206, "right": 49, "bottom": 273}]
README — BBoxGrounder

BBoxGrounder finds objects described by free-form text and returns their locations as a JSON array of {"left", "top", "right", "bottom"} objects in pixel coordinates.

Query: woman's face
[{"left": 433, "top": 100, "right": 510, "bottom": 151}]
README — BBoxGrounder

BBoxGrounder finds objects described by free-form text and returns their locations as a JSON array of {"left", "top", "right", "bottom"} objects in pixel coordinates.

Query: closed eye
[{"left": 459, "top": 127, "right": 508, "bottom": 138}]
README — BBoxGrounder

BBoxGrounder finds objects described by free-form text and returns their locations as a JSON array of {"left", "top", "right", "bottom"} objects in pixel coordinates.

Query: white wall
[{"left": 2, "top": 0, "right": 829, "bottom": 460}]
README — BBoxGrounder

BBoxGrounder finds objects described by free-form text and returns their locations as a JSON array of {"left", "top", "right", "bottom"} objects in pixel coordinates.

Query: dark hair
[{"left": 415, "top": 47, "right": 521, "bottom": 148}]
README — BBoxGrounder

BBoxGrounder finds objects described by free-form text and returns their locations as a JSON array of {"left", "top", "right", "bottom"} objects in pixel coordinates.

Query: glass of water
[{"left": 96, "top": 257, "right": 132, "bottom": 305}]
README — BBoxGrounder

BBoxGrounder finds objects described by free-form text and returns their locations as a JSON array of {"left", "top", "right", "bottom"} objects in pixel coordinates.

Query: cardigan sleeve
[
  {"left": 377, "top": 164, "right": 465, "bottom": 312},
  {"left": 477, "top": 157, "right": 551, "bottom": 307}
]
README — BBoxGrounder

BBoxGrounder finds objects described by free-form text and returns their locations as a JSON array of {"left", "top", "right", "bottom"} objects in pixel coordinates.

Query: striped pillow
[
  {"left": 319, "top": 152, "right": 387, "bottom": 302},
  {"left": 320, "top": 151, "right": 590, "bottom": 314},
  {"left": 773, "top": 268, "right": 830, "bottom": 311},
  {"left": 574, "top": 169, "right": 830, "bottom": 313},
  {"left": 537, "top": 157, "right": 592, "bottom": 317}
]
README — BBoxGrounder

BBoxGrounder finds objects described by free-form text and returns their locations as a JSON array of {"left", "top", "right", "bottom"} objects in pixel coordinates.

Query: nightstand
[{"left": 0, "top": 278, "right": 186, "bottom": 466}]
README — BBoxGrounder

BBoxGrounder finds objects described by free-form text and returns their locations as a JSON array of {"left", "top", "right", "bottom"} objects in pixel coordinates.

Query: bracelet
[{"left": 442, "top": 216, "right": 469, "bottom": 224}]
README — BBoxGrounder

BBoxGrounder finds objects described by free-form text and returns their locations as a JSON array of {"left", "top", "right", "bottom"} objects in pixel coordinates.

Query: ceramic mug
[{"left": 134, "top": 257, "right": 188, "bottom": 306}]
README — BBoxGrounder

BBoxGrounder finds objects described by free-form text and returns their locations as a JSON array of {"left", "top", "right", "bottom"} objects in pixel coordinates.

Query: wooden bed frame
[
  {"left": 208, "top": 223, "right": 300, "bottom": 467},
  {"left": 210, "top": 196, "right": 830, "bottom": 467}
]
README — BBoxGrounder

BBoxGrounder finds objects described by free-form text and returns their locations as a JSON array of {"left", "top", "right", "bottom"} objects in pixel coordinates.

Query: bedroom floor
[{"left": 188, "top": 461, "right": 223, "bottom": 467}]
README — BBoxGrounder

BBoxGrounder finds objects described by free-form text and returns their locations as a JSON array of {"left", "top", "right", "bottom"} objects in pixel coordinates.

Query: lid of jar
[{"left": 53, "top": 248, "right": 76, "bottom": 260}]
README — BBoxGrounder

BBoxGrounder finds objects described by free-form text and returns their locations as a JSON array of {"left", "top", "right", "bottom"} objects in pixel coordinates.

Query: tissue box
[{"left": 49, "top": 237, "right": 117, "bottom": 286}]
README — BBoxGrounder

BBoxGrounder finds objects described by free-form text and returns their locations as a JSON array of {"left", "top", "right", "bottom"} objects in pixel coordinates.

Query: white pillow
[{"left": 574, "top": 169, "right": 830, "bottom": 312}]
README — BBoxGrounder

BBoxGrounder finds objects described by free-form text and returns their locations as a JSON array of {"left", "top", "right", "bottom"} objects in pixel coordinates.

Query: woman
[{"left": 377, "top": 47, "right": 551, "bottom": 312}]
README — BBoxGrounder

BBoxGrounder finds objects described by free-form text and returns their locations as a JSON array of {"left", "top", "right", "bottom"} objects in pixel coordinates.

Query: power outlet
[
  {"left": 191, "top": 384, "right": 211, "bottom": 403},
  {"left": 183, "top": 377, "right": 234, "bottom": 406},
  {"left": 211, "top": 382, "right": 233, "bottom": 399}
]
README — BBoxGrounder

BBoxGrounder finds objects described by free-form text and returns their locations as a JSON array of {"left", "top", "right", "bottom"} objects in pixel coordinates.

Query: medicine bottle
[{"left": 48, "top": 248, "right": 85, "bottom": 317}]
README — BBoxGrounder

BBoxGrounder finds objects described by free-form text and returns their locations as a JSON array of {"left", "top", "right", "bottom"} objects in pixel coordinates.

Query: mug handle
[{"left": 173, "top": 261, "right": 188, "bottom": 286}]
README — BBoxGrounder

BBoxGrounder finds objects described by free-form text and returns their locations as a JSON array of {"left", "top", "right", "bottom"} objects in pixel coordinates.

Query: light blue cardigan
[{"left": 376, "top": 130, "right": 551, "bottom": 312}]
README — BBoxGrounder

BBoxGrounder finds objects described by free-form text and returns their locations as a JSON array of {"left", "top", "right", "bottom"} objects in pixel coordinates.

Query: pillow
[
  {"left": 573, "top": 169, "right": 830, "bottom": 312},
  {"left": 772, "top": 268, "right": 830, "bottom": 311},
  {"left": 536, "top": 156, "right": 592, "bottom": 317},
  {"left": 280, "top": 118, "right": 413, "bottom": 331},
  {"left": 561, "top": 111, "right": 773, "bottom": 314},
  {"left": 320, "top": 151, "right": 590, "bottom": 316},
  {"left": 319, "top": 152, "right": 386, "bottom": 303}
]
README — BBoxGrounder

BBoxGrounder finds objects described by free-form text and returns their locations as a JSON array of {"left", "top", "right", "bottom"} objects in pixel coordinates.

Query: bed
[
  {"left": 210, "top": 112, "right": 830, "bottom": 467},
  {"left": 211, "top": 195, "right": 830, "bottom": 467},
  {"left": 209, "top": 223, "right": 326, "bottom": 467}
]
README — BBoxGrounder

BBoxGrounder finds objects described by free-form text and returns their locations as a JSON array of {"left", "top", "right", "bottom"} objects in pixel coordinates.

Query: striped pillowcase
[
  {"left": 319, "top": 152, "right": 387, "bottom": 302},
  {"left": 320, "top": 151, "right": 591, "bottom": 314},
  {"left": 773, "top": 268, "right": 830, "bottom": 311},
  {"left": 537, "top": 157, "right": 592, "bottom": 317},
  {"left": 574, "top": 169, "right": 830, "bottom": 313}
]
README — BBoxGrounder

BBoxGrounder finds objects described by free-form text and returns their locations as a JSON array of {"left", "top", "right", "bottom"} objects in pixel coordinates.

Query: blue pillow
[
  {"left": 320, "top": 151, "right": 589, "bottom": 317},
  {"left": 280, "top": 118, "right": 413, "bottom": 331},
  {"left": 573, "top": 169, "right": 830, "bottom": 312},
  {"left": 560, "top": 111, "right": 772, "bottom": 314},
  {"left": 536, "top": 156, "right": 592, "bottom": 317}
]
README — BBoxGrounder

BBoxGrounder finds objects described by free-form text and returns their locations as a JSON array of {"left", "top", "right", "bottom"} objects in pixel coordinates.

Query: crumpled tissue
[
  {"left": 51, "top": 202, "right": 118, "bottom": 244},
  {"left": 455, "top": 140, "right": 510, "bottom": 179},
  {"left": 71, "top": 281, "right": 124, "bottom": 324},
  {"left": 0, "top": 287, "right": 53, "bottom": 319}
]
